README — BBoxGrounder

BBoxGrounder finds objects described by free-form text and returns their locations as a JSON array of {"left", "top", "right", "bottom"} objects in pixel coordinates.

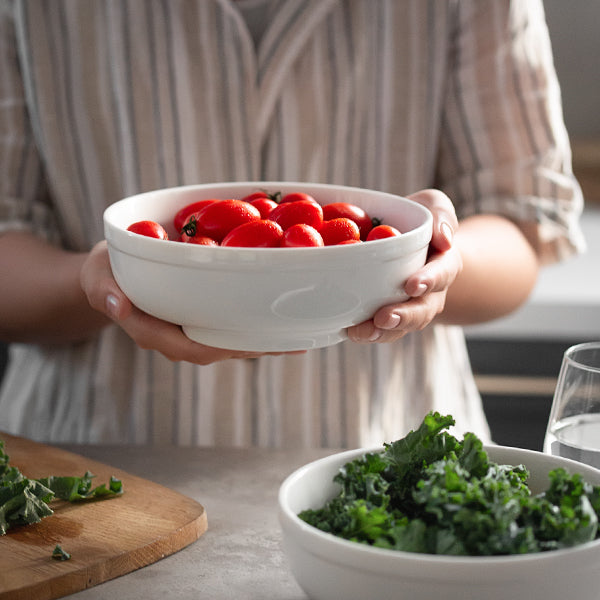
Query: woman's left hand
[{"left": 347, "top": 189, "right": 462, "bottom": 344}]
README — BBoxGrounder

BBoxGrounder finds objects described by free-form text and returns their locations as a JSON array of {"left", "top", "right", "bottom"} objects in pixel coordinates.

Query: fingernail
[
  {"left": 382, "top": 313, "right": 401, "bottom": 329},
  {"left": 368, "top": 328, "right": 382, "bottom": 342},
  {"left": 440, "top": 222, "right": 453, "bottom": 245},
  {"left": 412, "top": 282, "right": 428, "bottom": 297},
  {"left": 105, "top": 293, "right": 120, "bottom": 319}
]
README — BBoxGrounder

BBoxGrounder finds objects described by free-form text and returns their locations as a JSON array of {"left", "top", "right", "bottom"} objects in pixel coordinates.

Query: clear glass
[{"left": 544, "top": 342, "right": 600, "bottom": 467}]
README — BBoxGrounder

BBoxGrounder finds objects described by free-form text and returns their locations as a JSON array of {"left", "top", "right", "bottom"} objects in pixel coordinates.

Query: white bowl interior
[
  {"left": 278, "top": 445, "right": 600, "bottom": 600},
  {"left": 104, "top": 181, "right": 432, "bottom": 242}
]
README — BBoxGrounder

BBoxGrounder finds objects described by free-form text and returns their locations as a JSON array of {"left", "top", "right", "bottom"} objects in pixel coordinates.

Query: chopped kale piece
[{"left": 0, "top": 439, "right": 123, "bottom": 535}]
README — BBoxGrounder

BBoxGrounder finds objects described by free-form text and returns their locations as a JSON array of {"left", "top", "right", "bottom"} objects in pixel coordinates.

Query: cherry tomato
[
  {"left": 337, "top": 239, "right": 361, "bottom": 245},
  {"left": 279, "top": 192, "right": 319, "bottom": 205},
  {"left": 319, "top": 218, "right": 361, "bottom": 246},
  {"left": 179, "top": 214, "right": 202, "bottom": 243},
  {"left": 184, "top": 199, "right": 261, "bottom": 242},
  {"left": 322, "top": 202, "right": 374, "bottom": 240},
  {"left": 240, "top": 190, "right": 281, "bottom": 204},
  {"left": 173, "top": 199, "right": 217, "bottom": 232},
  {"left": 127, "top": 220, "right": 169, "bottom": 240},
  {"left": 249, "top": 197, "right": 278, "bottom": 219},
  {"left": 280, "top": 223, "right": 324, "bottom": 247},
  {"left": 179, "top": 234, "right": 218, "bottom": 246},
  {"left": 366, "top": 224, "right": 402, "bottom": 241},
  {"left": 221, "top": 219, "right": 284, "bottom": 247},
  {"left": 269, "top": 199, "right": 323, "bottom": 231}
]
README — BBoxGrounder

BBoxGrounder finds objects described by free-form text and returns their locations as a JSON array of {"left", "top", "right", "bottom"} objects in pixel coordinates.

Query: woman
[{"left": 0, "top": 0, "right": 584, "bottom": 446}]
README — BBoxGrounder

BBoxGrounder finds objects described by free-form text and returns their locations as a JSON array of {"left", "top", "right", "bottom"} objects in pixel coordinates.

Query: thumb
[
  {"left": 407, "top": 189, "right": 458, "bottom": 252},
  {"left": 80, "top": 241, "right": 133, "bottom": 321}
]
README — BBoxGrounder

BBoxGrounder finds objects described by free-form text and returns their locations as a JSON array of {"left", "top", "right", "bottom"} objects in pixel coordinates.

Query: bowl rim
[
  {"left": 103, "top": 181, "right": 433, "bottom": 261},
  {"left": 278, "top": 444, "right": 600, "bottom": 569}
]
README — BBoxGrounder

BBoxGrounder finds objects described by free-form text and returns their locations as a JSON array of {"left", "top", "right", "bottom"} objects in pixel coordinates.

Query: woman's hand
[
  {"left": 347, "top": 189, "right": 462, "bottom": 343},
  {"left": 80, "top": 241, "right": 296, "bottom": 364}
]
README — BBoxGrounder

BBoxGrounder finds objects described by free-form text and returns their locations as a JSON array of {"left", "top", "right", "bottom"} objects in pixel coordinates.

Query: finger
[
  {"left": 115, "top": 307, "right": 242, "bottom": 364},
  {"left": 347, "top": 320, "right": 385, "bottom": 344},
  {"left": 80, "top": 241, "right": 134, "bottom": 320},
  {"left": 118, "top": 309, "right": 305, "bottom": 363},
  {"left": 349, "top": 290, "right": 447, "bottom": 343},
  {"left": 407, "top": 189, "right": 458, "bottom": 252},
  {"left": 404, "top": 246, "right": 463, "bottom": 297},
  {"left": 374, "top": 292, "right": 446, "bottom": 332}
]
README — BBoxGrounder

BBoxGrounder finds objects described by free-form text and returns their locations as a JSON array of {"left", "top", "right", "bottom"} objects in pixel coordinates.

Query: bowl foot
[{"left": 181, "top": 326, "right": 347, "bottom": 352}]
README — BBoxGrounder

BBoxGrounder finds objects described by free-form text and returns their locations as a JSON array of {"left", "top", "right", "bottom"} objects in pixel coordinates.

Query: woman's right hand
[{"left": 80, "top": 241, "right": 287, "bottom": 364}]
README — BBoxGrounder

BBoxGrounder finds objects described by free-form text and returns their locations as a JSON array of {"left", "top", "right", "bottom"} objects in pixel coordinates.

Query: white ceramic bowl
[
  {"left": 278, "top": 445, "right": 600, "bottom": 600},
  {"left": 103, "top": 182, "right": 432, "bottom": 351}
]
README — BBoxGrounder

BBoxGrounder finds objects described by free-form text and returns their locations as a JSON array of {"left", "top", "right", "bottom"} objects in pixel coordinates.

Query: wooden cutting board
[{"left": 0, "top": 432, "right": 207, "bottom": 600}]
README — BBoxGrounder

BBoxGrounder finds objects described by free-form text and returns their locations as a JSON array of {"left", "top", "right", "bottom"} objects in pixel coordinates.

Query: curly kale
[{"left": 299, "top": 411, "right": 600, "bottom": 556}]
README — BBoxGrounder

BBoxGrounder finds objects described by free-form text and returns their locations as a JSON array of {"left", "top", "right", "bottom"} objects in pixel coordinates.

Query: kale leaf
[
  {"left": 299, "top": 411, "right": 600, "bottom": 556},
  {"left": 38, "top": 471, "right": 123, "bottom": 501},
  {"left": 381, "top": 412, "right": 459, "bottom": 513},
  {"left": 0, "top": 439, "right": 123, "bottom": 535}
]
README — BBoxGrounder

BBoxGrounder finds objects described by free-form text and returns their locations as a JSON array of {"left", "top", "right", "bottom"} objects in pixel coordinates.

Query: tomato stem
[
  {"left": 268, "top": 190, "right": 282, "bottom": 203},
  {"left": 180, "top": 216, "right": 197, "bottom": 237}
]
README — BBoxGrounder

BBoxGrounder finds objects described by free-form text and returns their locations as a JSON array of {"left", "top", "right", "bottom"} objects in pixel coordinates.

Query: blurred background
[
  {"left": 0, "top": 1, "right": 598, "bottom": 450},
  {"left": 466, "top": 0, "right": 600, "bottom": 450}
]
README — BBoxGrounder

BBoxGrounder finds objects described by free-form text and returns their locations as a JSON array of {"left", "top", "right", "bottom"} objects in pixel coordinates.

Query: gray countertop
[{"left": 60, "top": 443, "right": 331, "bottom": 600}]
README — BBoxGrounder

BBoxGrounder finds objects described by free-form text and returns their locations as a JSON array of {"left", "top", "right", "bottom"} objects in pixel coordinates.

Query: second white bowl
[{"left": 279, "top": 445, "right": 600, "bottom": 600}]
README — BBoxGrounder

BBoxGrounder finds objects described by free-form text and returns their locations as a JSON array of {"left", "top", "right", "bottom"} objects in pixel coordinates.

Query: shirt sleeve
[
  {"left": 0, "top": 0, "right": 59, "bottom": 243},
  {"left": 435, "top": 0, "right": 585, "bottom": 265}
]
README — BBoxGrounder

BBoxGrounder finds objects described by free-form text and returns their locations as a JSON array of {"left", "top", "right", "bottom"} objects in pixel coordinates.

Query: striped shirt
[{"left": 0, "top": 0, "right": 584, "bottom": 447}]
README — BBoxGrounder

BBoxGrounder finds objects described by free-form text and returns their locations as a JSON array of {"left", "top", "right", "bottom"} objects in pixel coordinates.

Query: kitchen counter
[{"left": 60, "top": 443, "right": 331, "bottom": 600}]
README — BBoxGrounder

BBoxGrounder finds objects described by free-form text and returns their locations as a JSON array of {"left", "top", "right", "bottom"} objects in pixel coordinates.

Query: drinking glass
[{"left": 544, "top": 342, "right": 600, "bottom": 467}]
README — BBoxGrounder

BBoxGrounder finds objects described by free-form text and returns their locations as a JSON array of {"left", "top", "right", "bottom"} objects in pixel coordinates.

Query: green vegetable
[
  {"left": 299, "top": 411, "right": 600, "bottom": 556},
  {"left": 0, "top": 439, "right": 123, "bottom": 535},
  {"left": 52, "top": 544, "right": 71, "bottom": 561},
  {"left": 38, "top": 471, "right": 123, "bottom": 501}
]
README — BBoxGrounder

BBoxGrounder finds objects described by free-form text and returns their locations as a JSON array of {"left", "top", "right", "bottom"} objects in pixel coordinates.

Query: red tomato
[
  {"left": 319, "top": 218, "right": 361, "bottom": 246},
  {"left": 337, "top": 239, "right": 361, "bottom": 245},
  {"left": 240, "top": 190, "right": 281, "bottom": 203},
  {"left": 280, "top": 224, "right": 324, "bottom": 247},
  {"left": 279, "top": 192, "right": 319, "bottom": 205},
  {"left": 184, "top": 199, "right": 261, "bottom": 242},
  {"left": 249, "top": 197, "right": 278, "bottom": 219},
  {"left": 173, "top": 199, "right": 217, "bottom": 232},
  {"left": 366, "top": 224, "right": 402, "bottom": 241},
  {"left": 127, "top": 220, "right": 169, "bottom": 240},
  {"left": 322, "top": 202, "right": 374, "bottom": 240},
  {"left": 179, "top": 234, "right": 219, "bottom": 246},
  {"left": 179, "top": 214, "right": 202, "bottom": 243},
  {"left": 221, "top": 219, "right": 284, "bottom": 247},
  {"left": 268, "top": 200, "right": 323, "bottom": 231}
]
